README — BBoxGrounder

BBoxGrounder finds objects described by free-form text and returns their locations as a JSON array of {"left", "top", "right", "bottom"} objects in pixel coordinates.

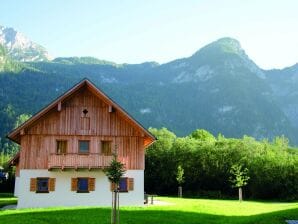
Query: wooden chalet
[{"left": 7, "top": 79, "right": 155, "bottom": 208}]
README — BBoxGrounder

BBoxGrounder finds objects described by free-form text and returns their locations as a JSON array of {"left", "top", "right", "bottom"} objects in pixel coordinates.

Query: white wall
[
  {"left": 14, "top": 177, "right": 20, "bottom": 197},
  {"left": 17, "top": 169, "right": 144, "bottom": 208}
]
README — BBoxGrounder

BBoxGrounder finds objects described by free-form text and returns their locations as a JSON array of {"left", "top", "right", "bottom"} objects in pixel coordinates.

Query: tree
[
  {"left": 176, "top": 165, "right": 184, "bottom": 198},
  {"left": 190, "top": 129, "right": 215, "bottom": 142},
  {"left": 14, "top": 113, "right": 31, "bottom": 128},
  {"left": 104, "top": 152, "right": 125, "bottom": 224},
  {"left": 145, "top": 127, "right": 177, "bottom": 194},
  {"left": 230, "top": 164, "right": 250, "bottom": 202}
]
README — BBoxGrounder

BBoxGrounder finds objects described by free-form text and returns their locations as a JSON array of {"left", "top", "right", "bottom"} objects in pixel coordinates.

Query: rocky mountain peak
[{"left": 0, "top": 25, "right": 50, "bottom": 62}]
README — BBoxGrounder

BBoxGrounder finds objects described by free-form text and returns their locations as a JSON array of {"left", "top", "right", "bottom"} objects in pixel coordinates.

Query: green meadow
[{"left": 0, "top": 197, "right": 297, "bottom": 224}]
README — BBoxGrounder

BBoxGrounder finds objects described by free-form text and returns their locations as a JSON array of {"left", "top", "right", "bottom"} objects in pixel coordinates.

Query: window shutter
[
  {"left": 30, "top": 178, "right": 37, "bottom": 192},
  {"left": 49, "top": 178, "right": 56, "bottom": 191},
  {"left": 88, "top": 178, "right": 95, "bottom": 191},
  {"left": 128, "top": 178, "right": 134, "bottom": 191},
  {"left": 110, "top": 182, "right": 117, "bottom": 191},
  {"left": 71, "top": 178, "right": 78, "bottom": 191}
]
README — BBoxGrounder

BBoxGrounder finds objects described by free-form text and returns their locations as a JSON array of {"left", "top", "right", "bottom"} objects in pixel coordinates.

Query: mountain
[
  {"left": 0, "top": 44, "right": 25, "bottom": 72},
  {"left": 0, "top": 25, "right": 50, "bottom": 62},
  {"left": 0, "top": 32, "right": 298, "bottom": 151},
  {"left": 265, "top": 64, "right": 298, "bottom": 130}
]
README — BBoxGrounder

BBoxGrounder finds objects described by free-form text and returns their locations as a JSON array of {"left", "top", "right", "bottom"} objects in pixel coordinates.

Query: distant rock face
[{"left": 0, "top": 25, "right": 50, "bottom": 62}]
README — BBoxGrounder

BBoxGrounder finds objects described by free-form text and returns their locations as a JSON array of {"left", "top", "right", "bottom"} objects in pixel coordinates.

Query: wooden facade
[{"left": 8, "top": 79, "right": 155, "bottom": 172}]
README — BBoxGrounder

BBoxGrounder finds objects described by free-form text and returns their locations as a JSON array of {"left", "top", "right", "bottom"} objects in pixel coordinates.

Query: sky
[{"left": 1, "top": 0, "right": 298, "bottom": 69}]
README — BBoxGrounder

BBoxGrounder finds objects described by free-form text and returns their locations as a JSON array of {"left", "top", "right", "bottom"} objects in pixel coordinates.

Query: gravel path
[
  {"left": 286, "top": 221, "right": 298, "bottom": 224},
  {"left": 1, "top": 204, "right": 17, "bottom": 210}
]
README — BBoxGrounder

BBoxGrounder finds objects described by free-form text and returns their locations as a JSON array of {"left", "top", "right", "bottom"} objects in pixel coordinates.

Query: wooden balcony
[{"left": 48, "top": 153, "right": 113, "bottom": 170}]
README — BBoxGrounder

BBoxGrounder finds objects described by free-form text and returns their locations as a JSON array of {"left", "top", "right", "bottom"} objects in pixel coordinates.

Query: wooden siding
[
  {"left": 20, "top": 135, "right": 145, "bottom": 170},
  {"left": 26, "top": 88, "right": 143, "bottom": 137},
  {"left": 19, "top": 88, "right": 146, "bottom": 170}
]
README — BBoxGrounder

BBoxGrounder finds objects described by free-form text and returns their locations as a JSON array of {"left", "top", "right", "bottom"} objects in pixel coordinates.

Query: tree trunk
[
  {"left": 178, "top": 186, "right": 183, "bottom": 198},
  {"left": 112, "top": 190, "right": 117, "bottom": 224},
  {"left": 238, "top": 187, "right": 243, "bottom": 202}
]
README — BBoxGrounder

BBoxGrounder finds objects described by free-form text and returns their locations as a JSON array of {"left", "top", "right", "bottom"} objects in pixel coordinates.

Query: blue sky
[{"left": 1, "top": 0, "right": 298, "bottom": 69}]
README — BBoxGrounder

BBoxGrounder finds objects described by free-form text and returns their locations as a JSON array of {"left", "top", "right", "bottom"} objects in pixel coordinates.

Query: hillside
[{"left": 1, "top": 33, "right": 298, "bottom": 150}]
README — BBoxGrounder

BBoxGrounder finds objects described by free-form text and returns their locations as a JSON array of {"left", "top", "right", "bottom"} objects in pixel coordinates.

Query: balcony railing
[{"left": 48, "top": 153, "right": 113, "bottom": 170}]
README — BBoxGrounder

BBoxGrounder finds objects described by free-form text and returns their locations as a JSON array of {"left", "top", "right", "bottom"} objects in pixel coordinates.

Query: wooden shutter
[
  {"left": 110, "top": 182, "right": 117, "bottom": 191},
  {"left": 88, "top": 178, "right": 95, "bottom": 191},
  {"left": 49, "top": 178, "right": 56, "bottom": 191},
  {"left": 30, "top": 178, "right": 37, "bottom": 192},
  {"left": 71, "top": 178, "right": 78, "bottom": 191},
  {"left": 128, "top": 178, "right": 134, "bottom": 191}
]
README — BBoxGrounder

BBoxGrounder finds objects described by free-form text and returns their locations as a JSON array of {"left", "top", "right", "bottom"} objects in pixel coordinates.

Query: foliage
[
  {"left": 229, "top": 164, "right": 250, "bottom": 188},
  {"left": 0, "top": 197, "right": 297, "bottom": 224},
  {"left": 104, "top": 153, "right": 125, "bottom": 224},
  {"left": 145, "top": 128, "right": 298, "bottom": 200},
  {"left": 14, "top": 113, "right": 31, "bottom": 128},
  {"left": 176, "top": 165, "right": 184, "bottom": 186},
  {"left": 104, "top": 154, "right": 125, "bottom": 185},
  {"left": 190, "top": 129, "right": 216, "bottom": 142}
]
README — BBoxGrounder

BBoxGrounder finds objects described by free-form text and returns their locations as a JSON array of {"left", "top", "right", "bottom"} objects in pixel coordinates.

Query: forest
[{"left": 145, "top": 128, "right": 298, "bottom": 200}]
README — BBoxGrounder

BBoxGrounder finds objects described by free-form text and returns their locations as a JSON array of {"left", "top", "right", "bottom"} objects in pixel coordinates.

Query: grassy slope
[{"left": 0, "top": 197, "right": 297, "bottom": 224}]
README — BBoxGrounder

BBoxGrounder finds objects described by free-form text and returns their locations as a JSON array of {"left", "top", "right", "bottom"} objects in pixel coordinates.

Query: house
[{"left": 7, "top": 79, "right": 155, "bottom": 208}]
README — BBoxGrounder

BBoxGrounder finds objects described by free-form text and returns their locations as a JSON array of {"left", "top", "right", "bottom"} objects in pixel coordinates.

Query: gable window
[
  {"left": 37, "top": 178, "right": 49, "bottom": 193},
  {"left": 56, "top": 140, "right": 67, "bottom": 154},
  {"left": 77, "top": 178, "right": 89, "bottom": 193},
  {"left": 79, "top": 140, "right": 90, "bottom": 154},
  {"left": 101, "top": 141, "right": 112, "bottom": 156}
]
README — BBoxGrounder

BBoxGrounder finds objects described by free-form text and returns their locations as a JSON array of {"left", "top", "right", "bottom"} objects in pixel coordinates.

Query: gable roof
[{"left": 7, "top": 78, "right": 156, "bottom": 145}]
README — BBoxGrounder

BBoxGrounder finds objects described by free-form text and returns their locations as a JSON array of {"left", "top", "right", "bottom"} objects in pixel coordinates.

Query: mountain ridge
[{"left": 0, "top": 26, "right": 298, "bottom": 150}]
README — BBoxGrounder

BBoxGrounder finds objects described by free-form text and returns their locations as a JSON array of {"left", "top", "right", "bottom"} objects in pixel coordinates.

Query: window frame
[
  {"left": 36, "top": 177, "right": 49, "bottom": 193},
  {"left": 77, "top": 177, "right": 89, "bottom": 193},
  {"left": 56, "top": 140, "right": 67, "bottom": 155},
  {"left": 78, "top": 140, "right": 90, "bottom": 154}
]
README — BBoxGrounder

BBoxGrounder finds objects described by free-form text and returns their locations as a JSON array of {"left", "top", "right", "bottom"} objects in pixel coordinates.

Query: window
[
  {"left": 79, "top": 140, "right": 90, "bottom": 153},
  {"left": 119, "top": 177, "right": 128, "bottom": 192},
  {"left": 71, "top": 177, "right": 95, "bottom": 192},
  {"left": 56, "top": 140, "right": 67, "bottom": 154},
  {"left": 37, "top": 178, "right": 49, "bottom": 193},
  {"left": 77, "top": 178, "right": 89, "bottom": 193},
  {"left": 101, "top": 141, "right": 112, "bottom": 156},
  {"left": 110, "top": 178, "right": 134, "bottom": 192},
  {"left": 30, "top": 178, "right": 55, "bottom": 193}
]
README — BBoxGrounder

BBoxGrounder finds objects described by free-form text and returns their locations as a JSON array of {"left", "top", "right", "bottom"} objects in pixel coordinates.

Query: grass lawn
[
  {"left": 0, "top": 197, "right": 297, "bottom": 224},
  {"left": 0, "top": 193, "right": 17, "bottom": 208}
]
